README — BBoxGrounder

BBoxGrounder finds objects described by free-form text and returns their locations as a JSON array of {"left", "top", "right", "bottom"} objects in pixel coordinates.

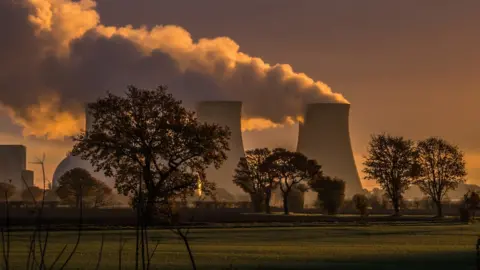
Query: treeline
[{"left": 0, "top": 168, "right": 116, "bottom": 208}]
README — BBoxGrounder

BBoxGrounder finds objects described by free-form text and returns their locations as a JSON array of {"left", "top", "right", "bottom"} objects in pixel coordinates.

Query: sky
[{"left": 1, "top": 0, "right": 479, "bottom": 189}]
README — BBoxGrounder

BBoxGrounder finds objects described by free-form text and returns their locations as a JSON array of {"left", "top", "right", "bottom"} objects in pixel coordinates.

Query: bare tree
[
  {"left": 363, "top": 134, "right": 418, "bottom": 216},
  {"left": 414, "top": 137, "right": 467, "bottom": 217}
]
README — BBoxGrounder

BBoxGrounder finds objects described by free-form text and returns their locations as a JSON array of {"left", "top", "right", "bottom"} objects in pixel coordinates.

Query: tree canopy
[
  {"left": 0, "top": 182, "right": 16, "bottom": 201},
  {"left": 233, "top": 148, "right": 275, "bottom": 213},
  {"left": 72, "top": 85, "right": 231, "bottom": 219},
  {"left": 363, "top": 134, "right": 418, "bottom": 216},
  {"left": 56, "top": 168, "right": 102, "bottom": 208},
  {"left": 414, "top": 137, "right": 467, "bottom": 217},
  {"left": 310, "top": 176, "right": 345, "bottom": 215},
  {"left": 261, "top": 148, "right": 321, "bottom": 215}
]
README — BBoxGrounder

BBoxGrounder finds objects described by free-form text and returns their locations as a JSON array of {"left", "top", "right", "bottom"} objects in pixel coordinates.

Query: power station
[
  {"left": 51, "top": 101, "right": 363, "bottom": 199},
  {"left": 297, "top": 103, "right": 363, "bottom": 197},
  {"left": 52, "top": 105, "right": 115, "bottom": 188},
  {"left": 196, "top": 101, "right": 247, "bottom": 197},
  {"left": 0, "top": 145, "right": 34, "bottom": 189}
]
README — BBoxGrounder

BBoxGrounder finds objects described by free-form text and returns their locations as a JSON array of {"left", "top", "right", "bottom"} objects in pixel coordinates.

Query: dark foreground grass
[{"left": 3, "top": 223, "right": 479, "bottom": 269}]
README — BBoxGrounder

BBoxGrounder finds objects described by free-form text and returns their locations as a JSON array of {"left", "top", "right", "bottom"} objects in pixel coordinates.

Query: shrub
[
  {"left": 310, "top": 176, "right": 345, "bottom": 215},
  {"left": 352, "top": 194, "right": 369, "bottom": 216}
]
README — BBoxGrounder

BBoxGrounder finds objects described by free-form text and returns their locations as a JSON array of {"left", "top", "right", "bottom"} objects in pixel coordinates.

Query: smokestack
[
  {"left": 297, "top": 103, "right": 363, "bottom": 197},
  {"left": 196, "top": 101, "right": 246, "bottom": 197}
]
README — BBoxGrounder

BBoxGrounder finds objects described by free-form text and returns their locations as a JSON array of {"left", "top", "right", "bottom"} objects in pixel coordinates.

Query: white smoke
[{"left": 0, "top": 0, "right": 348, "bottom": 139}]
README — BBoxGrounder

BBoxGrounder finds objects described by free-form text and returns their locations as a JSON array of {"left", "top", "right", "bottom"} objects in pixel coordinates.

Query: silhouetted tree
[
  {"left": 414, "top": 137, "right": 467, "bottom": 217},
  {"left": 233, "top": 148, "right": 276, "bottom": 213},
  {"left": 463, "top": 191, "right": 480, "bottom": 221},
  {"left": 352, "top": 194, "right": 369, "bottom": 217},
  {"left": 261, "top": 148, "right": 321, "bottom": 215},
  {"left": 72, "top": 86, "right": 230, "bottom": 221},
  {"left": 363, "top": 134, "right": 418, "bottom": 216},
  {"left": 21, "top": 186, "right": 43, "bottom": 203},
  {"left": 92, "top": 181, "right": 113, "bottom": 208},
  {"left": 310, "top": 176, "right": 345, "bottom": 215},
  {"left": 0, "top": 182, "right": 16, "bottom": 201},
  {"left": 56, "top": 168, "right": 99, "bottom": 208}
]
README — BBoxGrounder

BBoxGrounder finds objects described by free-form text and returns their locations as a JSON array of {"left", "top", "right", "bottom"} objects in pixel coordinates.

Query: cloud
[{"left": 0, "top": 0, "right": 347, "bottom": 139}]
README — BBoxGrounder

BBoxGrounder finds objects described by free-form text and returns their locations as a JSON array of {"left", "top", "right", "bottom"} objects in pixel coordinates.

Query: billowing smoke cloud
[{"left": 0, "top": 0, "right": 347, "bottom": 139}]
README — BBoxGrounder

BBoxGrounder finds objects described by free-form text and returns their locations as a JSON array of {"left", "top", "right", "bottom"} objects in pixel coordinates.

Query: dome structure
[
  {"left": 52, "top": 103, "right": 114, "bottom": 188},
  {"left": 52, "top": 155, "right": 115, "bottom": 188}
]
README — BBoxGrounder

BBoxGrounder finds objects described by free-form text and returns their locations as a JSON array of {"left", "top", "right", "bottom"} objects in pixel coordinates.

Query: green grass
[{"left": 3, "top": 224, "right": 479, "bottom": 269}]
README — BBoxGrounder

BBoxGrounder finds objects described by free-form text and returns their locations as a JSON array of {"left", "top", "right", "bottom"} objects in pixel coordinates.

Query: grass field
[{"left": 2, "top": 223, "right": 479, "bottom": 269}]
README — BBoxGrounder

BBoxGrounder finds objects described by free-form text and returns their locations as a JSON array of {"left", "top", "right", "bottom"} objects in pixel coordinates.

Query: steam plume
[{"left": 0, "top": 0, "right": 348, "bottom": 139}]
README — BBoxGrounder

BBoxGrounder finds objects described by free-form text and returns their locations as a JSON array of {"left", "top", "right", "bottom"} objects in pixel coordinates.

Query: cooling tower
[
  {"left": 297, "top": 103, "right": 363, "bottom": 198},
  {"left": 196, "top": 101, "right": 246, "bottom": 197},
  {"left": 0, "top": 145, "right": 27, "bottom": 189},
  {"left": 52, "top": 104, "right": 114, "bottom": 188}
]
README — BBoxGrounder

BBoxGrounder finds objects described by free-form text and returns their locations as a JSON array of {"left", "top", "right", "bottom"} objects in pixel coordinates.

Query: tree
[
  {"left": 261, "top": 148, "right": 321, "bottom": 215},
  {"left": 92, "top": 181, "right": 113, "bottom": 208},
  {"left": 56, "top": 168, "right": 99, "bottom": 208},
  {"left": 21, "top": 186, "right": 43, "bottom": 203},
  {"left": 0, "top": 182, "right": 16, "bottom": 201},
  {"left": 461, "top": 191, "right": 480, "bottom": 222},
  {"left": 352, "top": 194, "right": 369, "bottom": 217},
  {"left": 310, "top": 176, "right": 345, "bottom": 215},
  {"left": 363, "top": 134, "right": 418, "bottom": 216},
  {"left": 72, "top": 86, "right": 230, "bottom": 221},
  {"left": 233, "top": 148, "right": 276, "bottom": 213},
  {"left": 414, "top": 137, "right": 467, "bottom": 217}
]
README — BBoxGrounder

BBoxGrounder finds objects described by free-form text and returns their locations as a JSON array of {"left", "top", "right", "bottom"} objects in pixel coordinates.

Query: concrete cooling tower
[
  {"left": 52, "top": 105, "right": 114, "bottom": 188},
  {"left": 196, "top": 101, "right": 246, "bottom": 198},
  {"left": 297, "top": 103, "right": 363, "bottom": 198}
]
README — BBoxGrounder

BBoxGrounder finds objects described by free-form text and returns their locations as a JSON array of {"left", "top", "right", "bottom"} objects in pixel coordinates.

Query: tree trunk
[
  {"left": 435, "top": 200, "right": 443, "bottom": 218},
  {"left": 283, "top": 194, "right": 289, "bottom": 215},
  {"left": 392, "top": 198, "right": 400, "bottom": 216},
  {"left": 180, "top": 233, "right": 197, "bottom": 270},
  {"left": 265, "top": 190, "right": 272, "bottom": 214}
]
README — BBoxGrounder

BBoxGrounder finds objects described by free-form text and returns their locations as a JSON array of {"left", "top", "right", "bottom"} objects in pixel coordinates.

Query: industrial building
[
  {"left": 52, "top": 101, "right": 363, "bottom": 200},
  {"left": 196, "top": 101, "right": 247, "bottom": 197},
  {"left": 52, "top": 105, "right": 114, "bottom": 188},
  {"left": 0, "top": 145, "right": 34, "bottom": 189},
  {"left": 297, "top": 103, "right": 363, "bottom": 197}
]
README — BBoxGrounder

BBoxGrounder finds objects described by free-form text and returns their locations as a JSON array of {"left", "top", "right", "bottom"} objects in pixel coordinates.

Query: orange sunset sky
[{"left": 0, "top": 0, "right": 479, "bottom": 189}]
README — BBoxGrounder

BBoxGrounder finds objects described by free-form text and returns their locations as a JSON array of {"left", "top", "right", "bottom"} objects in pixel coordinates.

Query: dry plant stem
[
  {"left": 94, "top": 234, "right": 105, "bottom": 270},
  {"left": 1, "top": 190, "right": 10, "bottom": 270},
  {"left": 38, "top": 227, "right": 50, "bottom": 269},
  {"left": 48, "top": 244, "right": 68, "bottom": 270},
  {"left": 118, "top": 232, "right": 127, "bottom": 270},
  {"left": 58, "top": 193, "right": 83, "bottom": 270}
]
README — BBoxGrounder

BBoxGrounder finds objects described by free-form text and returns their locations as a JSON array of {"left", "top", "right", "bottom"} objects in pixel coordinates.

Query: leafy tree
[
  {"left": 462, "top": 191, "right": 480, "bottom": 222},
  {"left": 92, "top": 181, "right": 113, "bottom": 208},
  {"left": 233, "top": 148, "right": 276, "bottom": 213},
  {"left": 261, "top": 148, "right": 321, "bottom": 215},
  {"left": 21, "top": 186, "right": 43, "bottom": 203},
  {"left": 310, "top": 176, "right": 345, "bottom": 215},
  {"left": 0, "top": 182, "right": 16, "bottom": 201},
  {"left": 56, "top": 168, "right": 99, "bottom": 208},
  {"left": 363, "top": 134, "right": 417, "bottom": 216},
  {"left": 72, "top": 86, "right": 230, "bottom": 221},
  {"left": 352, "top": 194, "right": 369, "bottom": 216},
  {"left": 414, "top": 137, "right": 467, "bottom": 217}
]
